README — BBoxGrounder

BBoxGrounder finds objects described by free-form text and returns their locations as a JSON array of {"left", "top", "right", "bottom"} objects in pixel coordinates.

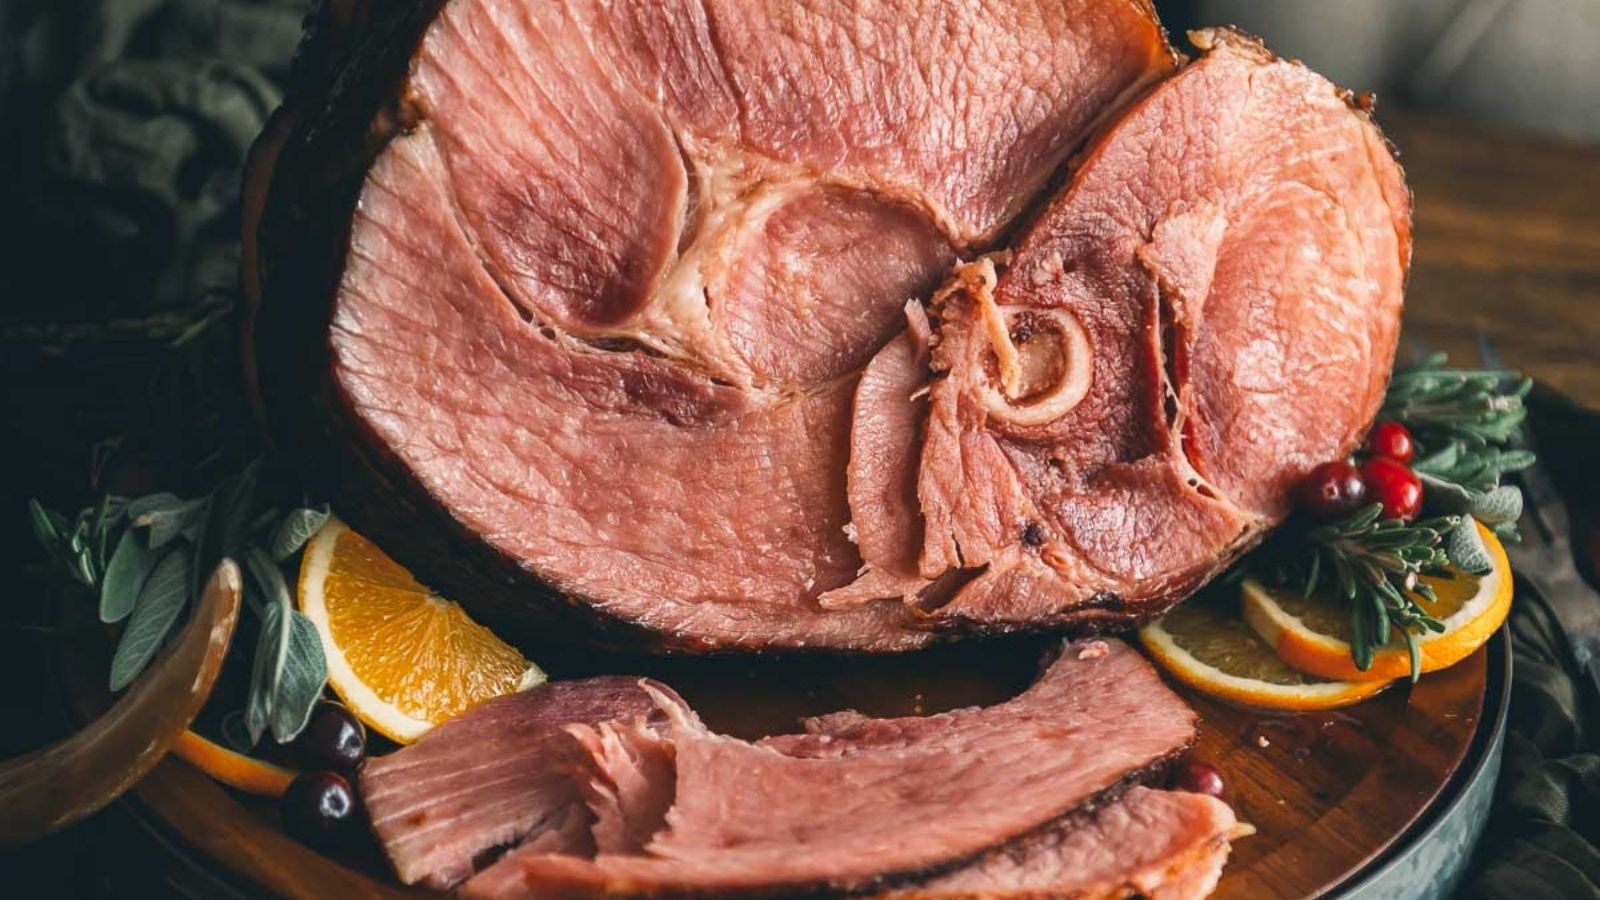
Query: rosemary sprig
[
  {"left": 30, "top": 461, "right": 331, "bottom": 744},
  {"left": 1382, "top": 352, "right": 1531, "bottom": 450},
  {"left": 1252, "top": 505, "right": 1456, "bottom": 680},
  {"left": 1383, "top": 352, "right": 1534, "bottom": 545},
  {"left": 1244, "top": 353, "right": 1534, "bottom": 677}
]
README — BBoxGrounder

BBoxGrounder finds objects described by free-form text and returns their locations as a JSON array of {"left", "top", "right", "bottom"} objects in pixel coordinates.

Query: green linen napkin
[{"left": 1464, "top": 388, "right": 1600, "bottom": 899}]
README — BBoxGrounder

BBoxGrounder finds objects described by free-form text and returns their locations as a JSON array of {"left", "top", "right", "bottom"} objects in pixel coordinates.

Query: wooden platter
[{"left": 54, "top": 589, "right": 1508, "bottom": 900}]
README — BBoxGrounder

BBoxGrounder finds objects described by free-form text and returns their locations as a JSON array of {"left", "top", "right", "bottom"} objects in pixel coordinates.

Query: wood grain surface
[
  {"left": 48, "top": 112, "right": 1592, "bottom": 899},
  {"left": 1389, "top": 118, "right": 1600, "bottom": 407},
  {"left": 59, "top": 591, "right": 1496, "bottom": 900}
]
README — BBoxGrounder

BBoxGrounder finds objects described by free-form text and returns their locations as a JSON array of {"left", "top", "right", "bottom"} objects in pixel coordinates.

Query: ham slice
[
  {"left": 432, "top": 640, "right": 1215, "bottom": 897},
  {"left": 887, "top": 787, "right": 1248, "bottom": 900},
  {"left": 360, "top": 677, "right": 668, "bottom": 889}
]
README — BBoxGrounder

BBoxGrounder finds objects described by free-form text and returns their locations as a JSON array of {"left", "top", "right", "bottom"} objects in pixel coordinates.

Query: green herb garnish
[
  {"left": 1247, "top": 354, "right": 1531, "bottom": 678},
  {"left": 29, "top": 461, "right": 330, "bottom": 744}
]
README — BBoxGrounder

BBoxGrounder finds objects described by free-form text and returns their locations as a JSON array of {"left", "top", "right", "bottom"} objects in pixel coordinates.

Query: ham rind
[
  {"left": 359, "top": 677, "right": 665, "bottom": 889},
  {"left": 254, "top": 0, "right": 1178, "bottom": 651},
  {"left": 887, "top": 787, "right": 1247, "bottom": 899},
  {"left": 460, "top": 640, "right": 1200, "bottom": 897}
]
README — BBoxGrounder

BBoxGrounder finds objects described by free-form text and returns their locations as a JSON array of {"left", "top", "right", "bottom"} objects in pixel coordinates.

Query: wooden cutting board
[{"left": 57, "top": 600, "right": 1501, "bottom": 900}]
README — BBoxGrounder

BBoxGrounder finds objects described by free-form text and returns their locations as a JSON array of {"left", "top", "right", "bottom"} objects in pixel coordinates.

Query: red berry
[
  {"left": 1361, "top": 457, "right": 1423, "bottom": 521},
  {"left": 1365, "top": 421, "right": 1415, "bottom": 465},
  {"left": 1297, "top": 461, "right": 1368, "bottom": 520},
  {"left": 1172, "top": 760, "right": 1225, "bottom": 797}
]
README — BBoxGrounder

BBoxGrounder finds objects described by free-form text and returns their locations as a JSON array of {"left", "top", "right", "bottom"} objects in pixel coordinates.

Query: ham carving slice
[
  {"left": 360, "top": 640, "right": 1246, "bottom": 897},
  {"left": 254, "top": 0, "right": 1408, "bottom": 650}
]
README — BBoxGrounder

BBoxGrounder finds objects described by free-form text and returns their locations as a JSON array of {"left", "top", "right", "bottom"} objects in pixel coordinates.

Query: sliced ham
[
  {"left": 359, "top": 677, "right": 666, "bottom": 889},
  {"left": 456, "top": 639, "right": 1202, "bottom": 897},
  {"left": 887, "top": 787, "right": 1248, "bottom": 900},
  {"left": 839, "top": 28, "right": 1409, "bottom": 633}
]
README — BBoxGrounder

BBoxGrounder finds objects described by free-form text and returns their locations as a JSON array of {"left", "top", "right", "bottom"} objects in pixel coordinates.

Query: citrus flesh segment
[
  {"left": 1139, "top": 591, "right": 1390, "bottom": 711},
  {"left": 1242, "top": 519, "right": 1511, "bottom": 682},
  {"left": 298, "top": 518, "right": 545, "bottom": 743}
]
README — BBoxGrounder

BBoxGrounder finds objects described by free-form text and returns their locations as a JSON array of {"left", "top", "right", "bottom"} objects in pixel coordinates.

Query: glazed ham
[
  {"left": 253, "top": 0, "right": 1407, "bottom": 650},
  {"left": 886, "top": 787, "right": 1248, "bottom": 900},
  {"left": 360, "top": 640, "right": 1242, "bottom": 897},
  {"left": 839, "top": 28, "right": 1410, "bottom": 631},
  {"left": 360, "top": 677, "right": 665, "bottom": 889}
]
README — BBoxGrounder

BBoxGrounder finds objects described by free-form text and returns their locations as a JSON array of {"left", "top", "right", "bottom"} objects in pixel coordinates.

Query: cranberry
[
  {"left": 294, "top": 701, "right": 367, "bottom": 773},
  {"left": 1297, "top": 461, "right": 1368, "bottom": 520},
  {"left": 282, "top": 771, "right": 360, "bottom": 848},
  {"left": 1361, "top": 457, "right": 1423, "bottom": 521},
  {"left": 1172, "top": 760, "right": 1225, "bottom": 798},
  {"left": 1364, "top": 421, "right": 1416, "bottom": 465}
]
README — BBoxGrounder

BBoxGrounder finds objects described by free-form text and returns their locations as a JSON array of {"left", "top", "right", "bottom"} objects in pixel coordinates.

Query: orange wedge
[
  {"left": 172, "top": 730, "right": 296, "bottom": 797},
  {"left": 1242, "top": 519, "right": 1511, "bottom": 682},
  {"left": 1139, "top": 592, "right": 1391, "bottom": 710},
  {"left": 297, "top": 517, "right": 545, "bottom": 743}
]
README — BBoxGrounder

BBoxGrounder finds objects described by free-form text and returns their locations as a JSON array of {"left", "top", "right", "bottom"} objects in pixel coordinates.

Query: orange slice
[
  {"left": 172, "top": 730, "right": 296, "bottom": 797},
  {"left": 1242, "top": 519, "right": 1511, "bottom": 682},
  {"left": 1139, "top": 592, "right": 1391, "bottom": 710},
  {"left": 297, "top": 517, "right": 544, "bottom": 743}
]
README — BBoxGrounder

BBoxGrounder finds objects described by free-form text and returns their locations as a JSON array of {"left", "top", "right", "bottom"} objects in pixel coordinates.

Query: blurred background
[
  {"left": 0, "top": 0, "right": 1596, "bottom": 896},
  {"left": 1170, "top": 0, "right": 1600, "bottom": 140}
]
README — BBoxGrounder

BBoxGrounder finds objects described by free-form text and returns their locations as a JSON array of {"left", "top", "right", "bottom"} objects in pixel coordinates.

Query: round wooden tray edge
[{"left": 1319, "top": 627, "right": 1513, "bottom": 899}]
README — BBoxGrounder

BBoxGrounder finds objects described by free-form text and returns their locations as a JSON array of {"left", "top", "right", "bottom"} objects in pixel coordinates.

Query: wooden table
[{"left": 1388, "top": 116, "right": 1600, "bottom": 407}]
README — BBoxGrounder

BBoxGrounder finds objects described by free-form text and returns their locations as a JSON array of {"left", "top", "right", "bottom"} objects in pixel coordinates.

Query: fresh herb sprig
[
  {"left": 30, "top": 461, "right": 331, "bottom": 744},
  {"left": 1382, "top": 353, "right": 1531, "bottom": 449},
  {"left": 1247, "top": 353, "right": 1533, "bottom": 678},
  {"left": 1383, "top": 353, "right": 1534, "bottom": 544},
  {"left": 1252, "top": 505, "right": 1456, "bottom": 680}
]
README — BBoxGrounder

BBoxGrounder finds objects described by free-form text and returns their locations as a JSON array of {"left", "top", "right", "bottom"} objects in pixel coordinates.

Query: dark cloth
[
  {"left": 0, "top": 0, "right": 304, "bottom": 321},
  {"left": 1463, "top": 391, "right": 1600, "bottom": 900},
  {"left": 1463, "top": 577, "right": 1600, "bottom": 899}
]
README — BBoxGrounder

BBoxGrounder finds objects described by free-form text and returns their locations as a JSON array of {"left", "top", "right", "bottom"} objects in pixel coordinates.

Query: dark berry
[
  {"left": 1172, "top": 760, "right": 1225, "bottom": 798},
  {"left": 1360, "top": 457, "right": 1423, "bottom": 521},
  {"left": 282, "top": 771, "right": 360, "bottom": 848},
  {"left": 1364, "top": 421, "right": 1415, "bottom": 465},
  {"left": 1297, "top": 461, "right": 1368, "bottom": 520},
  {"left": 294, "top": 701, "right": 367, "bottom": 773}
]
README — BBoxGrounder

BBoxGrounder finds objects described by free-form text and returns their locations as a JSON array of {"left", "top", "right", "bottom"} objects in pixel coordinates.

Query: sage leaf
[
  {"left": 245, "top": 601, "right": 281, "bottom": 744},
  {"left": 245, "top": 548, "right": 294, "bottom": 744},
  {"left": 1417, "top": 471, "right": 1473, "bottom": 514},
  {"left": 271, "top": 611, "right": 328, "bottom": 742},
  {"left": 139, "top": 497, "right": 207, "bottom": 550},
  {"left": 194, "top": 461, "right": 262, "bottom": 599},
  {"left": 100, "top": 529, "right": 158, "bottom": 623},
  {"left": 1470, "top": 485, "right": 1523, "bottom": 525},
  {"left": 108, "top": 546, "right": 192, "bottom": 691},
  {"left": 270, "top": 506, "right": 329, "bottom": 561},
  {"left": 125, "top": 492, "right": 184, "bottom": 519},
  {"left": 221, "top": 710, "right": 255, "bottom": 753},
  {"left": 28, "top": 499, "right": 69, "bottom": 550},
  {"left": 90, "top": 495, "right": 115, "bottom": 574},
  {"left": 1444, "top": 519, "right": 1494, "bottom": 576}
]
